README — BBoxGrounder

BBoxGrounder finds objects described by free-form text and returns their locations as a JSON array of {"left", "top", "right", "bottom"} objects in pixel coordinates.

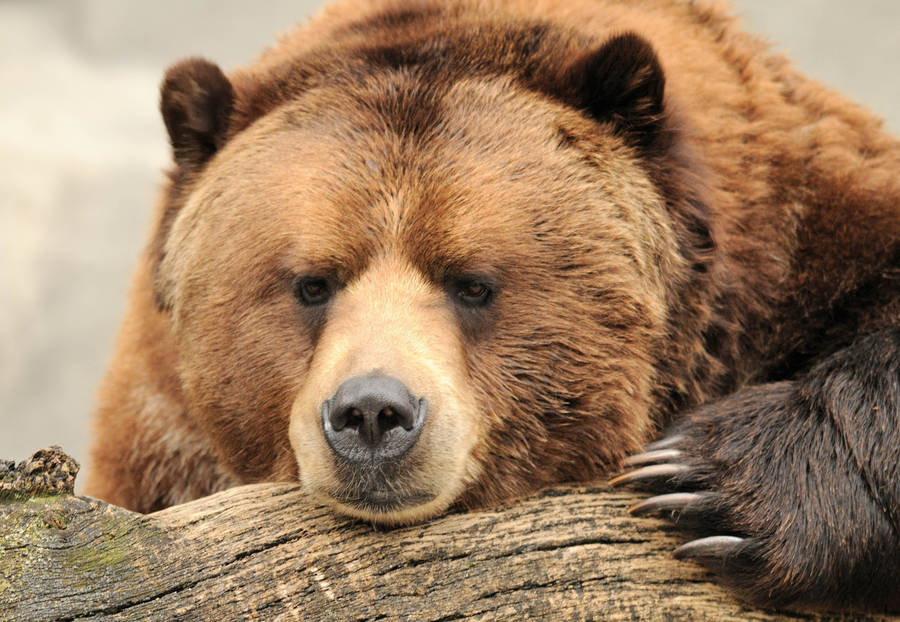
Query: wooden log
[{"left": 0, "top": 448, "right": 893, "bottom": 621}]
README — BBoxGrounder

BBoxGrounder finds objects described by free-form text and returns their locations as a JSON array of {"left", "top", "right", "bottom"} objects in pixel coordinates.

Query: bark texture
[{"left": 0, "top": 448, "right": 894, "bottom": 621}]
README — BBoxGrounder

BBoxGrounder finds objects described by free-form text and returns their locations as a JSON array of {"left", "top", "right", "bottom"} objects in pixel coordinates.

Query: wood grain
[
  {"left": 4, "top": 478, "right": 897, "bottom": 621},
  {"left": 1, "top": 448, "right": 896, "bottom": 621}
]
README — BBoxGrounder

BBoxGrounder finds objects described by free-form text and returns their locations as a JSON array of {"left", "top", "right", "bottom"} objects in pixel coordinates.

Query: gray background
[{"left": 2, "top": 1, "right": 899, "bottom": 490}]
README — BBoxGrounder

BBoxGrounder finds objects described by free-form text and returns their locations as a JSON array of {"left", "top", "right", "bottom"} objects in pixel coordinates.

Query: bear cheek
[{"left": 287, "top": 258, "right": 484, "bottom": 523}]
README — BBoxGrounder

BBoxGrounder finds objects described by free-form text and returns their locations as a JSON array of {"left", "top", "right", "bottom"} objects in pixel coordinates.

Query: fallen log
[{"left": 0, "top": 448, "right": 892, "bottom": 621}]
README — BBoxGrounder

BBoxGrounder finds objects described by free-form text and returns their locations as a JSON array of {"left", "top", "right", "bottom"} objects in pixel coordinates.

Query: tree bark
[{"left": 0, "top": 448, "right": 892, "bottom": 621}]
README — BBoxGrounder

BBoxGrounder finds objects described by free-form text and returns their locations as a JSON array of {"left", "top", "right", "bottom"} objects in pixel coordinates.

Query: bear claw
[
  {"left": 622, "top": 448, "right": 683, "bottom": 466},
  {"left": 673, "top": 535, "right": 745, "bottom": 561},
  {"left": 628, "top": 491, "right": 703, "bottom": 515},
  {"left": 643, "top": 434, "right": 686, "bottom": 451},
  {"left": 608, "top": 463, "right": 689, "bottom": 486}
]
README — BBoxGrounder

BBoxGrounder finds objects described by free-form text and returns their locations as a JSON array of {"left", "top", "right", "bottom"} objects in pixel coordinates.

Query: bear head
[{"left": 153, "top": 20, "right": 708, "bottom": 524}]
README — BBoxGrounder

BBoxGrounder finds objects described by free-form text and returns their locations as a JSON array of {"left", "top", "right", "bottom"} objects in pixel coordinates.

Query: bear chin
[{"left": 320, "top": 493, "right": 455, "bottom": 526}]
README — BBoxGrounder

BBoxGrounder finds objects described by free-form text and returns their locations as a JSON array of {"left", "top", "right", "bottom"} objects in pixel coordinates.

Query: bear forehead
[
  {"left": 177, "top": 71, "right": 651, "bottom": 286},
  {"left": 230, "top": 15, "right": 591, "bottom": 131}
]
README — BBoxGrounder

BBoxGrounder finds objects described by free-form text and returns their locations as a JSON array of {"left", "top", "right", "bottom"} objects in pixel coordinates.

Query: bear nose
[{"left": 322, "top": 374, "right": 427, "bottom": 463}]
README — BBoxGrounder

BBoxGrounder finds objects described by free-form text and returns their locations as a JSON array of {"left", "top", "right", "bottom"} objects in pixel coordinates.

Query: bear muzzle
[{"left": 321, "top": 373, "right": 432, "bottom": 509}]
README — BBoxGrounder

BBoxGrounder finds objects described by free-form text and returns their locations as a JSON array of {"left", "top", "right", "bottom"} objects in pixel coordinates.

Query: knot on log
[{"left": 0, "top": 446, "right": 80, "bottom": 500}]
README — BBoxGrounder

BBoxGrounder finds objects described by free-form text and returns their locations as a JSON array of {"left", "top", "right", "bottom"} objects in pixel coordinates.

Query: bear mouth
[
  {"left": 334, "top": 489, "right": 438, "bottom": 513},
  {"left": 326, "top": 447, "right": 439, "bottom": 513}
]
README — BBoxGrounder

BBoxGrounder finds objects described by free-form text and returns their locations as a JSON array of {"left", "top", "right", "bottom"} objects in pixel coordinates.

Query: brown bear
[{"left": 86, "top": 0, "right": 900, "bottom": 611}]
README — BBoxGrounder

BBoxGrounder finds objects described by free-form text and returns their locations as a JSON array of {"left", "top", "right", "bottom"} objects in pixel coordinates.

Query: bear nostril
[
  {"left": 328, "top": 404, "right": 364, "bottom": 432},
  {"left": 347, "top": 408, "right": 364, "bottom": 430},
  {"left": 378, "top": 407, "right": 396, "bottom": 432},
  {"left": 379, "top": 404, "right": 416, "bottom": 432}
]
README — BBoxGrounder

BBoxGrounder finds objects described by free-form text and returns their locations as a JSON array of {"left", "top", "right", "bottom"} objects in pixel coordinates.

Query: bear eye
[
  {"left": 293, "top": 276, "right": 333, "bottom": 306},
  {"left": 453, "top": 278, "right": 494, "bottom": 308}
]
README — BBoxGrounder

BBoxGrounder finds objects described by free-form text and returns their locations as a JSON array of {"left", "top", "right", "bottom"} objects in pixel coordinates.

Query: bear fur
[{"left": 87, "top": 0, "right": 899, "bottom": 610}]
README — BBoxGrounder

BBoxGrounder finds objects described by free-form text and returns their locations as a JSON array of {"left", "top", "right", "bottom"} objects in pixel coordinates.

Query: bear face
[{"left": 155, "top": 42, "right": 679, "bottom": 522}]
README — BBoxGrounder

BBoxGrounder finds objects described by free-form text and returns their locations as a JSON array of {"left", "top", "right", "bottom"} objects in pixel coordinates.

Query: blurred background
[{"left": 2, "top": 0, "right": 899, "bottom": 490}]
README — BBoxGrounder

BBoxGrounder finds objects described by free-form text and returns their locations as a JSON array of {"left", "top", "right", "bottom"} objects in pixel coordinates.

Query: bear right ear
[
  {"left": 556, "top": 32, "right": 666, "bottom": 150},
  {"left": 160, "top": 58, "right": 234, "bottom": 170}
]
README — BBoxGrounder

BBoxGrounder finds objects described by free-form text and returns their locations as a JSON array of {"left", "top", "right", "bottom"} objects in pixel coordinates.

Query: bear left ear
[
  {"left": 558, "top": 32, "right": 666, "bottom": 148},
  {"left": 160, "top": 58, "right": 234, "bottom": 170}
]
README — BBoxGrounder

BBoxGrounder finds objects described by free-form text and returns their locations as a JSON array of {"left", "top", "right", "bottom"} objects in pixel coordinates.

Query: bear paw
[
  {"left": 610, "top": 380, "right": 900, "bottom": 610},
  {"left": 610, "top": 431, "right": 766, "bottom": 592}
]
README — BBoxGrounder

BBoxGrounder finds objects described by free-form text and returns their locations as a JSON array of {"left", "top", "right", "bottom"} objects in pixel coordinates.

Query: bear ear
[
  {"left": 160, "top": 58, "right": 234, "bottom": 170},
  {"left": 558, "top": 32, "right": 666, "bottom": 148}
]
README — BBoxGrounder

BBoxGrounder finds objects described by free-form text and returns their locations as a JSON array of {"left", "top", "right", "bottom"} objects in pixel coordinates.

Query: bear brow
[
  {"left": 231, "top": 18, "right": 581, "bottom": 136},
  {"left": 357, "top": 73, "right": 447, "bottom": 141}
]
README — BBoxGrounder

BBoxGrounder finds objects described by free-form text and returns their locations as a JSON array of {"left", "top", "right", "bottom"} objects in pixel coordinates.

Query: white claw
[
  {"left": 644, "top": 434, "right": 685, "bottom": 451},
  {"left": 609, "top": 463, "right": 690, "bottom": 487},
  {"left": 623, "top": 448, "right": 683, "bottom": 467},
  {"left": 629, "top": 492, "right": 702, "bottom": 516}
]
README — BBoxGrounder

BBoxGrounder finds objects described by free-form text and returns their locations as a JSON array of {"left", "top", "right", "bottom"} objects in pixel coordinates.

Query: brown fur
[{"left": 86, "top": 0, "right": 899, "bottom": 597}]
